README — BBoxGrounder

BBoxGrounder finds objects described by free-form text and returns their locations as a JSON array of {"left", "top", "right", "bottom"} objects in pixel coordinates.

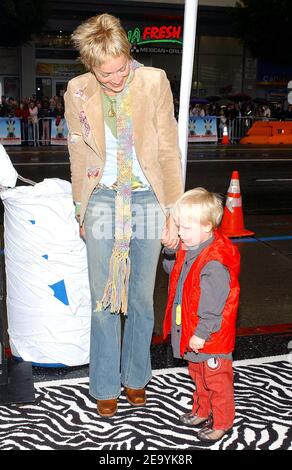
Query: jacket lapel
[
  {"left": 83, "top": 74, "right": 105, "bottom": 160},
  {"left": 130, "top": 75, "right": 147, "bottom": 161},
  {"left": 81, "top": 69, "right": 146, "bottom": 161}
]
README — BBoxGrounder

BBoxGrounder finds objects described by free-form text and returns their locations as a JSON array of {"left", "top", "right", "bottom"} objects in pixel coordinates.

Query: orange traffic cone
[
  {"left": 221, "top": 125, "right": 230, "bottom": 144},
  {"left": 220, "top": 171, "right": 254, "bottom": 238}
]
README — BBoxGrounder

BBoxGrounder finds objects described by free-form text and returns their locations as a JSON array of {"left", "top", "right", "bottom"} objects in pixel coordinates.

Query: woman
[
  {"left": 38, "top": 100, "right": 51, "bottom": 146},
  {"left": 64, "top": 13, "right": 183, "bottom": 417},
  {"left": 15, "top": 101, "right": 30, "bottom": 144},
  {"left": 28, "top": 101, "right": 38, "bottom": 146}
]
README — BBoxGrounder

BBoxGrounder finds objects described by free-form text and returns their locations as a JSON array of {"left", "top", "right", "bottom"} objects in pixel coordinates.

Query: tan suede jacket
[{"left": 64, "top": 66, "right": 183, "bottom": 225}]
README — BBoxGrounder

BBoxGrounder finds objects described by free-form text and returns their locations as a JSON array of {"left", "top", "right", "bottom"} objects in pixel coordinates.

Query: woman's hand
[{"left": 161, "top": 215, "right": 179, "bottom": 249}]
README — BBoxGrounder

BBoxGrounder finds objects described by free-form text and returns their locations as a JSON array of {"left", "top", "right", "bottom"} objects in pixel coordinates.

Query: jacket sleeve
[
  {"left": 156, "top": 71, "right": 184, "bottom": 210},
  {"left": 195, "top": 261, "right": 231, "bottom": 340},
  {"left": 64, "top": 82, "right": 88, "bottom": 204}
]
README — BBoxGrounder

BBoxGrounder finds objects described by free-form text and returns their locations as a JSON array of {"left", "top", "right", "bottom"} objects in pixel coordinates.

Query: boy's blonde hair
[
  {"left": 71, "top": 14, "right": 131, "bottom": 70},
  {"left": 172, "top": 188, "right": 223, "bottom": 229}
]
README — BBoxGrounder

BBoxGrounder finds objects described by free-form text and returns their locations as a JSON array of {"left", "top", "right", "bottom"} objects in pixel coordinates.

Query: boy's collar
[{"left": 183, "top": 234, "right": 214, "bottom": 252}]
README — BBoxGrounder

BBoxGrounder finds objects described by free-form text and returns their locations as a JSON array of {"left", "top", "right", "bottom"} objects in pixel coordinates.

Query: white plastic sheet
[
  {"left": 0, "top": 143, "right": 18, "bottom": 188},
  {"left": 1, "top": 178, "right": 91, "bottom": 366}
]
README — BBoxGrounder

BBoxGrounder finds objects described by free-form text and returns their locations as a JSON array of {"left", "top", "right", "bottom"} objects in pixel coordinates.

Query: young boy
[{"left": 162, "top": 188, "right": 240, "bottom": 443}]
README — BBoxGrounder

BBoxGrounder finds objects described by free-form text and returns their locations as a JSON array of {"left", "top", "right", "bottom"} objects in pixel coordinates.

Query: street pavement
[
  {"left": 1, "top": 144, "right": 292, "bottom": 335},
  {"left": 5, "top": 143, "right": 292, "bottom": 213}
]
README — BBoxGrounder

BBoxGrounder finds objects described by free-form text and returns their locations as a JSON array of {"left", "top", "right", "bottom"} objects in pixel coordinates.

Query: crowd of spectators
[
  {"left": 1, "top": 94, "right": 291, "bottom": 123},
  {"left": 0, "top": 95, "right": 65, "bottom": 145},
  {"left": 186, "top": 101, "right": 292, "bottom": 140},
  {"left": 1, "top": 93, "right": 292, "bottom": 145},
  {"left": 0, "top": 95, "right": 65, "bottom": 119},
  {"left": 188, "top": 101, "right": 292, "bottom": 121}
]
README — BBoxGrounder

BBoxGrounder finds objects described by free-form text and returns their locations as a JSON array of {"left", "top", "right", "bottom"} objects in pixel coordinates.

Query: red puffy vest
[{"left": 163, "top": 231, "right": 240, "bottom": 356}]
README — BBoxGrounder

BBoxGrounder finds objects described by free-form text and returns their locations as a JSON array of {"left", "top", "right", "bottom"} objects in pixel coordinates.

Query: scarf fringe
[
  {"left": 95, "top": 60, "right": 143, "bottom": 315},
  {"left": 96, "top": 251, "right": 131, "bottom": 314}
]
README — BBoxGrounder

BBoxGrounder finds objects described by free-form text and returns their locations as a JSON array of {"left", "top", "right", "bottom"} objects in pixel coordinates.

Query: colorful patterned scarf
[{"left": 96, "top": 60, "right": 142, "bottom": 314}]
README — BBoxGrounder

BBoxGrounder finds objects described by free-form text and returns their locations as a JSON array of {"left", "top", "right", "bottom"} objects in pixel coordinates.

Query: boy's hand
[
  {"left": 161, "top": 215, "right": 179, "bottom": 249},
  {"left": 80, "top": 225, "right": 86, "bottom": 241},
  {"left": 189, "top": 335, "right": 205, "bottom": 354}
]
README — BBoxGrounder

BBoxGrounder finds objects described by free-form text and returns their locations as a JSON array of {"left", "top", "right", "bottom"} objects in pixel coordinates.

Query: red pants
[{"left": 188, "top": 359, "right": 235, "bottom": 430}]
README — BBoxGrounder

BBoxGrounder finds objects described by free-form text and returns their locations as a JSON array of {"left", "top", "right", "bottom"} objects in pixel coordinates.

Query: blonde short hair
[
  {"left": 71, "top": 14, "right": 131, "bottom": 70},
  {"left": 172, "top": 188, "right": 223, "bottom": 229}
]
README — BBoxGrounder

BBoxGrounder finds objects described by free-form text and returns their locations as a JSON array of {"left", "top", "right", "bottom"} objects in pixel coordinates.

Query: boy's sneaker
[
  {"left": 179, "top": 412, "right": 210, "bottom": 427},
  {"left": 197, "top": 426, "right": 233, "bottom": 442}
]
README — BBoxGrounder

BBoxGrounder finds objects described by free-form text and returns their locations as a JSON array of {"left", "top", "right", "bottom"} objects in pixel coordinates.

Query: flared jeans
[{"left": 84, "top": 187, "right": 164, "bottom": 400}]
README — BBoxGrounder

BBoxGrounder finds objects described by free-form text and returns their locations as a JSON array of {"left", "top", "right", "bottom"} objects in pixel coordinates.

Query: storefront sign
[
  {"left": 51, "top": 118, "right": 68, "bottom": 145},
  {"left": 257, "top": 60, "right": 292, "bottom": 86},
  {"left": 188, "top": 117, "right": 218, "bottom": 143},
  {"left": 128, "top": 25, "right": 183, "bottom": 46},
  {"left": 0, "top": 117, "right": 21, "bottom": 145},
  {"left": 131, "top": 45, "right": 182, "bottom": 54}
]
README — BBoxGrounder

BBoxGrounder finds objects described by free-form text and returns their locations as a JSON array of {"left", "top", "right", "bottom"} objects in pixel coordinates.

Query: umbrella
[
  {"left": 251, "top": 97, "right": 270, "bottom": 105},
  {"left": 217, "top": 98, "right": 233, "bottom": 106},
  {"left": 206, "top": 95, "right": 221, "bottom": 102},
  {"left": 228, "top": 93, "right": 252, "bottom": 102},
  {"left": 190, "top": 97, "right": 210, "bottom": 105}
]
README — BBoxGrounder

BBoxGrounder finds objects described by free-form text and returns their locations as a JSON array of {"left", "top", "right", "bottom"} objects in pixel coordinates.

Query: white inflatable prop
[
  {"left": 1, "top": 178, "right": 91, "bottom": 366},
  {"left": 0, "top": 143, "right": 18, "bottom": 188}
]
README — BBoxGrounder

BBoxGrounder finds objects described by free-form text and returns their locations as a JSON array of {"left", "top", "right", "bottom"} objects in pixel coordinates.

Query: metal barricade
[
  {"left": 1, "top": 117, "right": 51, "bottom": 147},
  {"left": 37, "top": 117, "right": 68, "bottom": 146},
  {"left": 21, "top": 117, "right": 51, "bottom": 146},
  {"left": 16, "top": 118, "right": 39, "bottom": 146},
  {"left": 188, "top": 116, "right": 282, "bottom": 144},
  {"left": 10, "top": 117, "right": 65, "bottom": 146},
  {"left": 1, "top": 114, "right": 289, "bottom": 146},
  {"left": 189, "top": 116, "right": 255, "bottom": 144},
  {"left": 229, "top": 116, "right": 255, "bottom": 143},
  {"left": 30, "top": 120, "right": 39, "bottom": 147},
  {"left": 37, "top": 117, "right": 52, "bottom": 146}
]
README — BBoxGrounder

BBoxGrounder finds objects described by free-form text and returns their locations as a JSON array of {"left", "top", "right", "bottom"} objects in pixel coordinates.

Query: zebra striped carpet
[{"left": 0, "top": 355, "right": 291, "bottom": 450}]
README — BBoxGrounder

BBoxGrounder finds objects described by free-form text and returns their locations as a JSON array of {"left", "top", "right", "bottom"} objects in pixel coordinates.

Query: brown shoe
[
  {"left": 96, "top": 398, "right": 118, "bottom": 417},
  {"left": 124, "top": 387, "right": 146, "bottom": 406}
]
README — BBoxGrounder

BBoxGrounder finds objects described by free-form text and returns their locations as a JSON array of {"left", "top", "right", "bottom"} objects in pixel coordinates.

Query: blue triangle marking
[{"left": 49, "top": 280, "right": 69, "bottom": 306}]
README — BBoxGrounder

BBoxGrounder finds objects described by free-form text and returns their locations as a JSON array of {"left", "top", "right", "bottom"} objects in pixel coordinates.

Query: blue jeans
[{"left": 84, "top": 188, "right": 164, "bottom": 400}]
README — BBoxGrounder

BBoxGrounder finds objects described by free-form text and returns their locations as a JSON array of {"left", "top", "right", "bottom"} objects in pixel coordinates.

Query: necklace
[{"left": 103, "top": 93, "right": 117, "bottom": 118}]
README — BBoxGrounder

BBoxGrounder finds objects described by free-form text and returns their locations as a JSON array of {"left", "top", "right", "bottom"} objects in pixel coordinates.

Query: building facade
[{"left": 0, "top": 0, "right": 282, "bottom": 103}]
